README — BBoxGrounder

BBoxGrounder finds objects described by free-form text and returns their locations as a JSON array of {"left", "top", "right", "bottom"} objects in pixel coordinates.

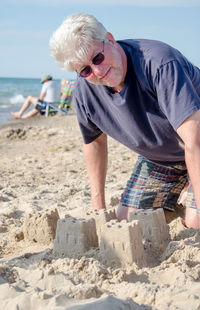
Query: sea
[{"left": 0, "top": 77, "right": 61, "bottom": 124}]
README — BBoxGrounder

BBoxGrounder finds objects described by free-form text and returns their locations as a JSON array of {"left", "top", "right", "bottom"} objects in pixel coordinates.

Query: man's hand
[{"left": 185, "top": 208, "right": 200, "bottom": 229}]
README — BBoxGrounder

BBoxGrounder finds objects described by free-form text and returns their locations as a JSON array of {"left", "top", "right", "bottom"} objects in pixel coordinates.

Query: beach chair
[
  {"left": 45, "top": 79, "right": 75, "bottom": 117},
  {"left": 44, "top": 103, "right": 66, "bottom": 117}
]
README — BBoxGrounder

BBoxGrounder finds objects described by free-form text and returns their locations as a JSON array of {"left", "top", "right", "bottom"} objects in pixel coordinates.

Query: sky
[{"left": 1, "top": 0, "right": 200, "bottom": 80}]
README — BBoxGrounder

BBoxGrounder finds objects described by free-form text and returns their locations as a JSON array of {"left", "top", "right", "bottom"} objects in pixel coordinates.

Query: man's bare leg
[
  {"left": 11, "top": 96, "right": 38, "bottom": 118},
  {"left": 21, "top": 108, "right": 39, "bottom": 119}
]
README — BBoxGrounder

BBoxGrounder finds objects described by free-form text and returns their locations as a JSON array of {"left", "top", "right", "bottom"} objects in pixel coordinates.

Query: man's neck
[
  {"left": 111, "top": 84, "right": 124, "bottom": 93},
  {"left": 112, "top": 43, "right": 127, "bottom": 93}
]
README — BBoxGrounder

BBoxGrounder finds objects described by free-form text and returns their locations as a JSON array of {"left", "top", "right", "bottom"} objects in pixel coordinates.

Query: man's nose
[{"left": 91, "top": 64, "right": 105, "bottom": 77}]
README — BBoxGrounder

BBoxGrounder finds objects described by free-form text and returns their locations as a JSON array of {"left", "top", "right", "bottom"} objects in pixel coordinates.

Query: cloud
[{"left": 6, "top": 0, "right": 200, "bottom": 6}]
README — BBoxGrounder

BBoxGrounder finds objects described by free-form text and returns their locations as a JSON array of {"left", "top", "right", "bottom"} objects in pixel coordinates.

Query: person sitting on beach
[
  {"left": 50, "top": 13, "right": 200, "bottom": 229},
  {"left": 11, "top": 75, "right": 60, "bottom": 119},
  {"left": 59, "top": 79, "right": 75, "bottom": 114}
]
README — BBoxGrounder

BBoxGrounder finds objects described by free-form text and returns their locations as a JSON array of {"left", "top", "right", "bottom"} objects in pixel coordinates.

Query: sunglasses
[{"left": 79, "top": 41, "right": 105, "bottom": 78}]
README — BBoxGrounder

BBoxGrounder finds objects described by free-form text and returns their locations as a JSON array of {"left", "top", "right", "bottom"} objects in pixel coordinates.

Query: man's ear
[{"left": 106, "top": 32, "right": 115, "bottom": 43}]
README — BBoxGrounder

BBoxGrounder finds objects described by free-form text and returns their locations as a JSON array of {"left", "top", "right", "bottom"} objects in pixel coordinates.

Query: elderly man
[
  {"left": 50, "top": 13, "right": 200, "bottom": 228},
  {"left": 11, "top": 74, "right": 60, "bottom": 119}
]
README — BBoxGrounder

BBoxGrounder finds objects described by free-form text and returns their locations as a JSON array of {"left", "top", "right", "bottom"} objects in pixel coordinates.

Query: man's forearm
[
  {"left": 176, "top": 110, "right": 200, "bottom": 228},
  {"left": 39, "top": 91, "right": 45, "bottom": 101},
  {"left": 184, "top": 147, "right": 200, "bottom": 228},
  {"left": 185, "top": 146, "right": 200, "bottom": 210},
  {"left": 83, "top": 133, "right": 108, "bottom": 210}
]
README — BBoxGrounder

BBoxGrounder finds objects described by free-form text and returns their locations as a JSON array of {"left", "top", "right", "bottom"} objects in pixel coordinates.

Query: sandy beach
[{"left": 0, "top": 112, "right": 200, "bottom": 310}]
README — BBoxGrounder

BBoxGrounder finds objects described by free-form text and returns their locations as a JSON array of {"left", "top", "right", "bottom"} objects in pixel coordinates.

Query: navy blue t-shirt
[{"left": 73, "top": 39, "right": 200, "bottom": 166}]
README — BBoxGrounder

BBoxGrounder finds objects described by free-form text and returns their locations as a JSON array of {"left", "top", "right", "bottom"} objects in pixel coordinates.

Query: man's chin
[
  {"left": 88, "top": 78, "right": 121, "bottom": 88},
  {"left": 89, "top": 80, "right": 112, "bottom": 87}
]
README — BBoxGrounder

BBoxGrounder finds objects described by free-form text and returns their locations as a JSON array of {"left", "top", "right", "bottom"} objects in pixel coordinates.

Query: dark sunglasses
[{"left": 79, "top": 41, "right": 105, "bottom": 78}]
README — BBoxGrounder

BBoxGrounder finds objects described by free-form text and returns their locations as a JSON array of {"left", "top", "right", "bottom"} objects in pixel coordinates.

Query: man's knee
[{"left": 27, "top": 95, "right": 37, "bottom": 104}]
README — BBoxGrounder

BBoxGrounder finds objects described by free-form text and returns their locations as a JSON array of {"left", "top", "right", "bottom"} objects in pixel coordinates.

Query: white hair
[{"left": 49, "top": 13, "right": 107, "bottom": 72}]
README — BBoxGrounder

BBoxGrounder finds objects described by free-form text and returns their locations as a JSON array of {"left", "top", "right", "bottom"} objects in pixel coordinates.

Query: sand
[{"left": 0, "top": 113, "right": 200, "bottom": 310}]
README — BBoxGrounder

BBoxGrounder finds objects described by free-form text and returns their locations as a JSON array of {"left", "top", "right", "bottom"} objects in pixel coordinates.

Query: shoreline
[{"left": 0, "top": 110, "right": 73, "bottom": 127}]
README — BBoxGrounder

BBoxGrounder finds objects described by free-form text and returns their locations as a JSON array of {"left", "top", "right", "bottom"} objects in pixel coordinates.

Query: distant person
[
  {"left": 11, "top": 75, "right": 60, "bottom": 119},
  {"left": 59, "top": 79, "right": 75, "bottom": 114}
]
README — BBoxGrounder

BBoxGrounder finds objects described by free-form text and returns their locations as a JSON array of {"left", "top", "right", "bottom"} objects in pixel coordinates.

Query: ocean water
[{"left": 0, "top": 77, "right": 61, "bottom": 124}]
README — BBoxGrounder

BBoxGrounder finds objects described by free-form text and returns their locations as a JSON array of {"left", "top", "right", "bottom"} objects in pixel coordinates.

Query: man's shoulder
[
  {"left": 48, "top": 80, "right": 60, "bottom": 88},
  {"left": 120, "top": 39, "right": 182, "bottom": 66},
  {"left": 42, "top": 80, "right": 53, "bottom": 88},
  {"left": 119, "top": 38, "right": 175, "bottom": 51}
]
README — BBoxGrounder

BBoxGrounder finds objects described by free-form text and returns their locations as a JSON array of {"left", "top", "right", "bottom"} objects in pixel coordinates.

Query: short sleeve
[{"left": 155, "top": 60, "right": 200, "bottom": 129}]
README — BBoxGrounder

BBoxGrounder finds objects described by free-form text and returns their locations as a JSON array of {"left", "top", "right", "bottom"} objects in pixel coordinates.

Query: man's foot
[{"left": 10, "top": 112, "right": 22, "bottom": 118}]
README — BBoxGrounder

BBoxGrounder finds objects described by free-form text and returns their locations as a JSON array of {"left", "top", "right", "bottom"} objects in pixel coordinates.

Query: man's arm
[
  {"left": 39, "top": 82, "right": 47, "bottom": 101},
  {"left": 39, "top": 91, "right": 45, "bottom": 101},
  {"left": 83, "top": 133, "right": 107, "bottom": 210},
  {"left": 177, "top": 109, "right": 200, "bottom": 228}
]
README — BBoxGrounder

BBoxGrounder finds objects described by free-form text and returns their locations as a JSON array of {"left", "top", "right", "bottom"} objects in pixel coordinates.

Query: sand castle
[
  {"left": 99, "top": 219, "right": 145, "bottom": 265},
  {"left": 52, "top": 208, "right": 169, "bottom": 266},
  {"left": 82, "top": 208, "right": 117, "bottom": 245},
  {"left": 53, "top": 217, "right": 98, "bottom": 257},
  {"left": 129, "top": 208, "right": 170, "bottom": 252},
  {"left": 23, "top": 207, "right": 169, "bottom": 266},
  {"left": 53, "top": 209, "right": 117, "bottom": 257},
  {"left": 23, "top": 208, "right": 59, "bottom": 245}
]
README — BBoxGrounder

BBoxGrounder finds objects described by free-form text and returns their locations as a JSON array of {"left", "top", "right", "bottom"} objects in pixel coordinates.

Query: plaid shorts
[
  {"left": 120, "top": 155, "right": 190, "bottom": 211},
  {"left": 35, "top": 100, "right": 56, "bottom": 115}
]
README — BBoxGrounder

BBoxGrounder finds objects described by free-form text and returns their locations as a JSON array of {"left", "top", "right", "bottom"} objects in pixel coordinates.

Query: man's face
[{"left": 73, "top": 40, "right": 126, "bottom": 89}]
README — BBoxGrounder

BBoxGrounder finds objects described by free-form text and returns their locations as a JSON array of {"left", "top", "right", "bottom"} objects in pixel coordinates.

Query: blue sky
[{"left": 1, "top": 0, "right": 200, "bottom": 80}]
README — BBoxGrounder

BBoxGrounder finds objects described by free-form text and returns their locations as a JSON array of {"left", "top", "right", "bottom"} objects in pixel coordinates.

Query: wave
[{"left": 10, "top": 94, "right": 25, "bottom": 105}]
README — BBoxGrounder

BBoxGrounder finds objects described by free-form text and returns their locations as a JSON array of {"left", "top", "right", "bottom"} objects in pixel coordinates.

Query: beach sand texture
[{"left": 0, "top": 114, "right": 200, "bottom": 310}]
